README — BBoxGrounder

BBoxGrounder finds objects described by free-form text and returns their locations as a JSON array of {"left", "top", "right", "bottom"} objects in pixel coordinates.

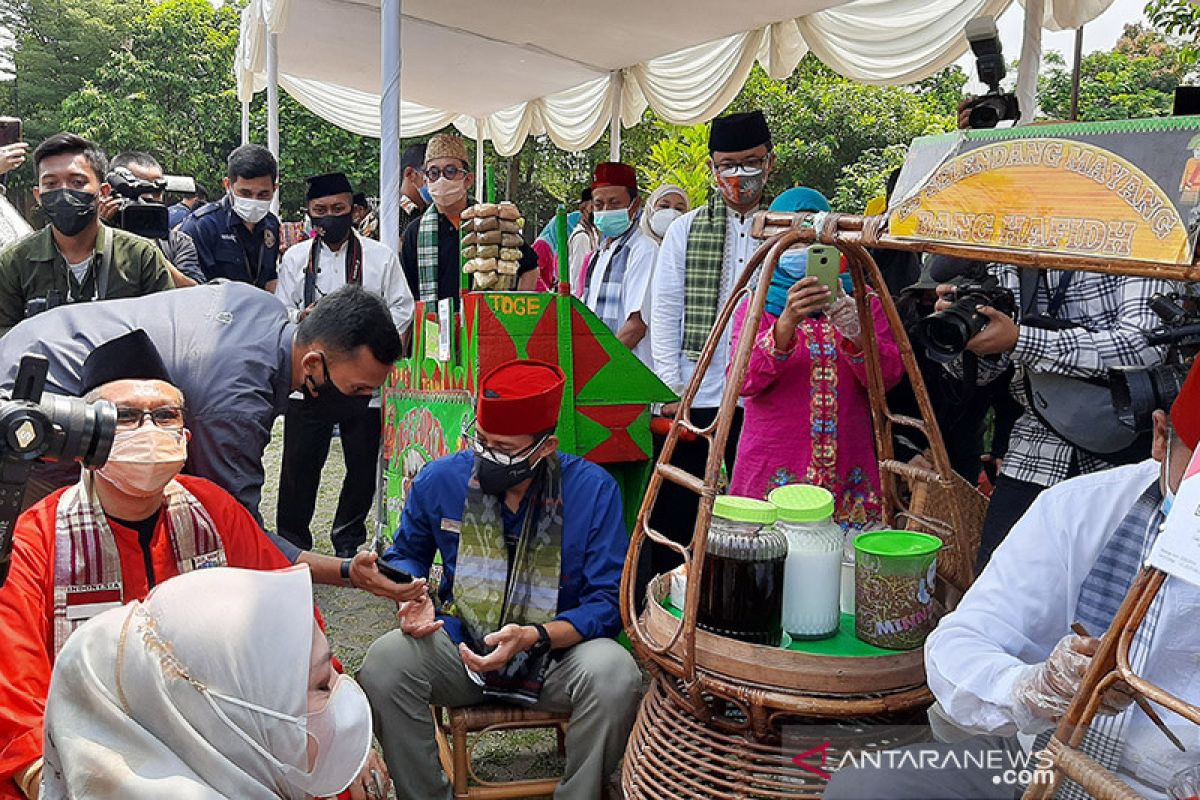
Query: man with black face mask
[
  {"left": 360, "top": 359, "right": 639, "bottom": 800},
  {"left": 275, "top": 171, "right": 414, "bottom": 556},
  {"left": 0, "top": 133, "right": 173, "bottom": 336}
]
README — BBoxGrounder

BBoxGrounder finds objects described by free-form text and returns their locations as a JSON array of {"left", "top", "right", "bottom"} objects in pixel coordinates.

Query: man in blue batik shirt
[{"left": 359, "top": 359, "right": 641, "bottom": 800}]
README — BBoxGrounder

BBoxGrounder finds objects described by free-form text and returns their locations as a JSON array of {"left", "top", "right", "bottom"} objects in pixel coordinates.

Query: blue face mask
[
  {"left": 418, "top": 184, "right": 433, "bottom": 204},
  {"left": 594, "top": 208, "right": 633, "bottom": 238},
  {"left": 765, "top": 249, "right": 808, "bottom": 316}
]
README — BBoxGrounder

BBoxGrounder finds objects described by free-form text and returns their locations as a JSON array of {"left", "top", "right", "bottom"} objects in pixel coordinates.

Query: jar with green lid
[
  {"left": 697, "top": 495, "right": 787, "bottom": 646},
  {"left": 768, "top": 484, "right": 844, "bottom": 640}
]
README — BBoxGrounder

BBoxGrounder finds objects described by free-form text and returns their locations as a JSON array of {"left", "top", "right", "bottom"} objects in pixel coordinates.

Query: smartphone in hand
[
  {"left": 376, "top": 560, "right": 414, "bottom": 584},
  {"left": 0, "top": 118, "right": 21, "bottom": 148},
  {"left": 804, "top": 244, "right": 840, "bottom": 308}
]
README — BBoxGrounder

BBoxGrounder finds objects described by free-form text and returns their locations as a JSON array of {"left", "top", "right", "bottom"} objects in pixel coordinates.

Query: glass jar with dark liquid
[{"left": 697, "top": 495, "right": 787, "bottom": 646}]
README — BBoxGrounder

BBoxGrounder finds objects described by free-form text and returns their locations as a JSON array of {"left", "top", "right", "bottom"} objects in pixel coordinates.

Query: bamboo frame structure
[
  {"left": 619, "top": 210, "right": 989, "bottom": 732},
  {"left": 621, "top": 208, "right": 1199, "bottom": 796}
]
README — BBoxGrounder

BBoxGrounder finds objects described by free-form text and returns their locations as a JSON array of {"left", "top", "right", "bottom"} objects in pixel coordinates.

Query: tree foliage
[{"left": 1038, "top": 24, "right": 1190, "bottom": 121}]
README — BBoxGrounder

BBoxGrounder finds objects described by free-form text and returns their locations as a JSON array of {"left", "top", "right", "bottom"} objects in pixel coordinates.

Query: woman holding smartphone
[{"left": 728, "top": 188, "right": 904, "bottom": 530}]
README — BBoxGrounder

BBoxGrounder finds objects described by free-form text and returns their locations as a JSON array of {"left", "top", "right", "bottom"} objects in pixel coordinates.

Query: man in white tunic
[
  {"left": 824, "top": 360, "right": 1200, "bottom": 800},
  {"left": 274, "top": 171, "right": 414, "bottom": 556},
  {"left": 582, "top": 162, "right": 657, "bottom": 367},
  {"left": 646, "top": 110, "right": 773, "bottom": 576}
]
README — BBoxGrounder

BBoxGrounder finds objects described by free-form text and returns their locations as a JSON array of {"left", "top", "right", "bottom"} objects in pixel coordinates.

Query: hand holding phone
[
  {"left": 803, "top": 245, "right": 841, "bottom": 307},
  {"left": 376, "top": 560, "right": 414, "bottom": 584}
]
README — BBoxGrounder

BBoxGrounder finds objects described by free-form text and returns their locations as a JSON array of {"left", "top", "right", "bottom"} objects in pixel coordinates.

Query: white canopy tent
[{"left": 235, "top": 0, "right": 1114, "bottom": 250}]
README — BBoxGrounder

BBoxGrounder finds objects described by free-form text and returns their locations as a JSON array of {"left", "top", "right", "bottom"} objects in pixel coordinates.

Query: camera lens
[
  {"left": 1109, "top": 364, "right": 1190, "bottom": 432},
  {"left": 917, "top": 314, "right": 972, "bottom": 359},
  {"left": 915, "top": 295, "right": 991, "bottom": 361},
  {"left": 38, "top": 395, "right": 117, "bottom": 467},
  {"left": 968, "top": 99, "right": 1002, "bottom": 129}
]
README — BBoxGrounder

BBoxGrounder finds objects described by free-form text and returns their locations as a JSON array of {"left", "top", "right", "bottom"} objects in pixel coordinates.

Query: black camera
[
  {"left": 1110, "top": 294, "right": 1200, "bottom": 432},
  {"left": 964, "top": 16, "right": 1021, "bottom": 129},
  {"left": 0, "top": 355, "right": 116, "bottom": 586},
  {"left": 106, "top": 167, "right": 171, "bottom": 240},
  {"left": 24, "top": 288, "right": 64, "bottom": 320},
  {"left": 914, "top": 274, "right": 1017, "bottom": 362}
]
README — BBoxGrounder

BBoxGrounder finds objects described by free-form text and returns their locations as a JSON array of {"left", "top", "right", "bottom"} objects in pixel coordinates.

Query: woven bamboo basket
[{"left": 622, "top": 671, "right": 932, "bottom": 799}]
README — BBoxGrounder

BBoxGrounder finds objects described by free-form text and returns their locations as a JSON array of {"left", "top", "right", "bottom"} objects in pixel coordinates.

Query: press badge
[
  {"left": 65, "top": 583, "right": 122, "bottom": 621},
  {"left": 441, "top": 518, "right": 462, "bottom": 534}
]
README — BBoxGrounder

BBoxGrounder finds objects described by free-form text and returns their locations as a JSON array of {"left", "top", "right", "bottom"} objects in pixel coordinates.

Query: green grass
[{"left": 258, "top": 420, "right": 568, "bottom": 796}]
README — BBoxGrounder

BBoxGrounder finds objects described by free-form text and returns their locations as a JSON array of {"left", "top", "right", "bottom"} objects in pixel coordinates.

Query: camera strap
[{"left": 1017, "top": 267, "right": 1073, "bottom": 321}]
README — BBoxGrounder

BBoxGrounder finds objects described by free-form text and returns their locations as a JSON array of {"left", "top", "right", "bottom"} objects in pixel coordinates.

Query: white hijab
[
  {"left": 638, "top": 183, "right": 689, "bottom": 245},
  {"left": 43, "top": 566, "right": 318, "bottom": 800}
]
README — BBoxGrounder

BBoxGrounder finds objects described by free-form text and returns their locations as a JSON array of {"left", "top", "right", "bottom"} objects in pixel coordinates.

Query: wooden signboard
[{"left": 889, "top": 117, "right": 1200, "bottom": 265}]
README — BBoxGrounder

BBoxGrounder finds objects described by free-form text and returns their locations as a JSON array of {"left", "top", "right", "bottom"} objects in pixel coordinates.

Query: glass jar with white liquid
[{"left": 768, "top": 484, "right": 844, "bottom": 640}]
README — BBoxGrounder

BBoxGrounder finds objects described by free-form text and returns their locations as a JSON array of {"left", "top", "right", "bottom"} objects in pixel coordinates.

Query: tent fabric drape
[{"left": 235, "top": 0, "right": 1117, "bottom": 156}]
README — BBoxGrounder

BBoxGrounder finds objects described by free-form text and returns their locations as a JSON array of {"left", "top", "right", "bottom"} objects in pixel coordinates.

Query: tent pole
[
  {"left": 1014, "top": 0, "right": 1043, "bottom": 125},
  {"left": 379, "top": 0, "right": 402, "bottom": 254},
  {"left": 609, "top": 70, "right": 622, "bottom": 160},
  {"left": 1069, "top": 25, "right": 1084, "bottom": 121},
  {"left": 266, "top": 31, "right": 280, "bottom": 214},
  {"left": 241, "top": 100, "right": 250, "bottom": 145},
  {"left": 475, "top": 118, "right": 485, "bottom": 203}
]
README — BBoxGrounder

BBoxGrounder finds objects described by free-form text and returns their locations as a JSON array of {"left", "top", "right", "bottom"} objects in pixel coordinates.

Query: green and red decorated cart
[{"left": 378, "top": 211, "right": 675, "bottom": 536}]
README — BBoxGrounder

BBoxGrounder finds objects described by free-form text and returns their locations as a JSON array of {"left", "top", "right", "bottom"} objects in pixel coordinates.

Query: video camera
[
  {"left": 0, "top": 355, "right": 116, "bottom": 587},
  {"left": 963, "top": 16, "right": 1020, "bottom": 129},
  {"left": 105, "top": 169, "right": 196, "bottom": 241},
  {"left": 914, "top": 271, "right": 1017, "bottom": 362},
  {"left": 1109, "top": 294, "right": 1200, "bottom": 432}
]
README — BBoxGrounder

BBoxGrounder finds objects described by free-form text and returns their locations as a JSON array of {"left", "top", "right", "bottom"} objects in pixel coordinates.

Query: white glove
[
  {"left": 1009, "top": 634, "right": 1134, "bottom": 732},
  {"left": 827, "top": 294, "right": 861, "bottom": 342}
]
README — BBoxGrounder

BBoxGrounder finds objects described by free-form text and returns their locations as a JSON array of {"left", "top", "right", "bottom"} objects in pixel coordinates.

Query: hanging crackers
[{"left": 461, "top": 200, "right": 528, "bottom": 291}]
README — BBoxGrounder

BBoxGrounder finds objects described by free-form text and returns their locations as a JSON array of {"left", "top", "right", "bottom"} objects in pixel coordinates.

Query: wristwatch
[
  {"left": 340, "top": 558, "right": 354, "bottom": 587},
  {"left": 530, "top": 623, "right": 551, "bottom": 655}
]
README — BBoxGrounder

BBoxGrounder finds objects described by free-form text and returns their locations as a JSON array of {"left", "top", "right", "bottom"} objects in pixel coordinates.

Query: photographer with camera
[
  {"left": 927, "top": 259, "right": 1176, "bottom": 569},
  {"left": 0, "top": 133, "right": 173, "bottom": 337},
  {"left": 99, "top": 151, "right": 204, "bottom": 287}
]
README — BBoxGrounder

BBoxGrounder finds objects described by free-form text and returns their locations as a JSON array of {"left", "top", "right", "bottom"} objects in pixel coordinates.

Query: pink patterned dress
[{"left": 728, "top": 295, "right": 904, "bottom": 530}]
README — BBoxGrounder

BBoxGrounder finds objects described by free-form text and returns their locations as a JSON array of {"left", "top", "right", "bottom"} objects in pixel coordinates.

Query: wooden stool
[{"left": 432, "top": 704, "right": 569, "bottom": 800}]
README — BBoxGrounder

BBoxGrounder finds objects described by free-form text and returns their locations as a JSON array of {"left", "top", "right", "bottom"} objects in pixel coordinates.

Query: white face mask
[
  {"left": 427, "top": 177, "right": 467, "bottom": 210},
  {"left": 205, "top": 673, "right": 373, "bottom": 798},
  {"left": 97, "top": 427, "right": 188, "bottom": 497},
  {"left": 230, "top": 194, "right": 273, "bottom": 225},
  {"left": 650, "top": 208, "right": 683, "bottom": 237}
]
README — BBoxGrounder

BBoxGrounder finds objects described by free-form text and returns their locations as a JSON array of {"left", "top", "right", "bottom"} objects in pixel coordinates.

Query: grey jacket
[{"left": 0, "top": 282, "right": 296, "bottom": 543}]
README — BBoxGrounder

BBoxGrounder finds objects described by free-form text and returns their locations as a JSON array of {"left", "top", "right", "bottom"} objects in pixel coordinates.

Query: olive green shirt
[{"left": 0, "top": 223, "right": 173, "bottom": 336}]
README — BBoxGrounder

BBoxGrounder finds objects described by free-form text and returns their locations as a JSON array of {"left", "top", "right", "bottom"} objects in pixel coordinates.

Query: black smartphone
[
  {"left": 0, "top": 117, "right": 21, "bottom": 148},
  {"left": 376, "top": 560, "right": 413, "bottom": 584}
]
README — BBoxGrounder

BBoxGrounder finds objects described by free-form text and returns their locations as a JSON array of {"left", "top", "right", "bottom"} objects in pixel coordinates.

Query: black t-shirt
[
  {"left": 108, "top": 509, "right": 163, "bottom": 589},
  {"left": 400, "top": 208, "right": 538, "bottom": 303}
]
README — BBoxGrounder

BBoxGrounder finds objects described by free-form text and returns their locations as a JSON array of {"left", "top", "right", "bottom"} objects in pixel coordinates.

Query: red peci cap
[
  {"left": 476, "top": 359, "right": 566, "bottom": 436},
  {"left": 592, "top": 162, "right": 637, "bottom": 191},
  {"left": 1172, "top": 359, "right": 1200, "bottom": 450}
]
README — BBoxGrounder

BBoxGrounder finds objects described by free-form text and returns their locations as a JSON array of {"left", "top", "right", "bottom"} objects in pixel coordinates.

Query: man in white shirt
[
  {"left": 824, "top": 362, "right": 1200, "bottom": 799},
  {"left": 646, "top": 110, "right": 772, "bottom": 574},
  {"left": 582, "top": 162, "right": 656, "bottom": 367},
  {"left": 275, "top": 171, "right": 414, "bottom": 556}
]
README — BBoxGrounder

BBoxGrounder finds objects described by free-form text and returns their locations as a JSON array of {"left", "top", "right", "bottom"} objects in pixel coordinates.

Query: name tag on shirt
[
  {"left": 1150, "top": 448, "right": 1200, "bottom": 586},
  {"left": 441, "top": 518, "right": 461, "bottom": 534},
  {"left": 65, "top": 583, "right": 123, "bottom": 621}
]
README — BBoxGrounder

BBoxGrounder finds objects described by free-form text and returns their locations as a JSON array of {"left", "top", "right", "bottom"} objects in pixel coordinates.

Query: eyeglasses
[
  {"left": 114, "top": 405, "right": 185, "bottom": 430},
  {"left": 461, "top": 418, "right": 546, "bottom": 466},
  {"left": 714, "top": 157, "right": 768, "bottom": 172},
  {"left": 423, "top": 165, "right": 468, "bottom": 182}
]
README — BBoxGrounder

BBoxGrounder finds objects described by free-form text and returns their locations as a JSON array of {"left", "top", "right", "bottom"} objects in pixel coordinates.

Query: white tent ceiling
[{"left": 236, "top": 0, "right": 1114, "bottom": 157}]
